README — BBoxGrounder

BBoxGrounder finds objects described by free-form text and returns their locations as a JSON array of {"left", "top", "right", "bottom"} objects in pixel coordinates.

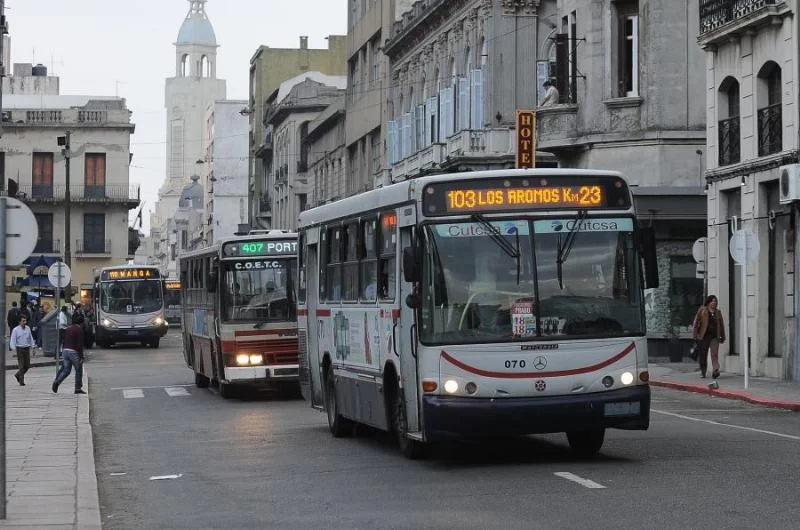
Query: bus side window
[
  {"left": 298, "top": 232, "right": 306, "bottom": 303},
  {"left": 379, "top": 212, "right": 397, "bottom": 301},
  {"left": 360, "top": 219, "right": 378, "bottom": 302},
  {"left": 343, "top": 222, "right": 359, "bottom": 301},
  {"left": 325, "top": 226, "right": 342, "bottom": 302}
]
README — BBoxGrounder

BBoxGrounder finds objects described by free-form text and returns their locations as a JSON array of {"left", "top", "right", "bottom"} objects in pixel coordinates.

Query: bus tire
[
  {"left": 151, "top": 338, "right": 160, "bottom": 348},
  {"left": 195, "top": 372, "right": 210, "bottom": 388},
  {"left": 325, "top": 369, "right": 352, "bottom": 438},
  {"left": 390, "top": 385, "right": 430, "bottom": 460},
  {"left": 219, "top": 381, "right": 236, "bottom": 399},
  {"left": 566, "top": 428, "right": 605, "bottom": 458}
]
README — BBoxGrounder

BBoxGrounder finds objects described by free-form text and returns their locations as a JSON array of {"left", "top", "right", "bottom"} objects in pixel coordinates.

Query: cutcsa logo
[{"left": 550, "top": 220, "right": 564, "bottom": 232}]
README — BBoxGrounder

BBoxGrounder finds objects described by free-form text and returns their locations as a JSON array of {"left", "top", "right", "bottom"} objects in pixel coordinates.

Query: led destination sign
[
  {"left": 423, "top": 176, "right": 631, "bottom": 215},
  {"left": 222, "top": 239, "right": 297, "bottom": 258},
  {"left": 101, "top": 268, "right": 161, "bottom": 281}
]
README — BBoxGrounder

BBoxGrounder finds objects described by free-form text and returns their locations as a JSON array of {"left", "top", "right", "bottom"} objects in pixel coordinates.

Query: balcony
[
  {"left": 758, "top": 103, "right": 782, "bottom": 157},
  {"left": 718, "top": 116, "right": 741, "bottom": 166},
  {"left": 391, "top": 143, "right": 445, "bottom": 181},
  {"left": 16, "top": 184, "right": 141, "bottom": 208},
  {"left": 76, "top": 238, "right": 112, "bottom": 257},
  {"left": 536, "top": 104, "right": 579, "bottom": 151},
  {"left": 699, "top": 0, "right": 787, "bottom": 44},
  {"left": 444, "top": 129, "right": 513, "bottom": 161},
  {"left": 33, "top": 238, "right": 61, "bottom": 255}
]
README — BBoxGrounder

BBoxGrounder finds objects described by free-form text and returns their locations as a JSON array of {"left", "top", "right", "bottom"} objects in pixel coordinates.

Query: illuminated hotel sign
[
  {"left": 101, "top": 268, "right": 161, "bottom": 281},
  {"left": 422, "top": 176, "right": 631, "bottom": 216},
  {"left": 516, "top": 110, "right": 536, "bottom": 169}
]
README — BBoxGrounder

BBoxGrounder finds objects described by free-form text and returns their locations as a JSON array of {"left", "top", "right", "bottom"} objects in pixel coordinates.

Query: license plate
[
  {"left": 127, "top": 331, "right": 139, "bottom": 336},
  {"left": 273, "top": 367, "right": 299, "bottom": 376},
  {"left": 604, "top": 401, "right": 641, "bottom": 417}
]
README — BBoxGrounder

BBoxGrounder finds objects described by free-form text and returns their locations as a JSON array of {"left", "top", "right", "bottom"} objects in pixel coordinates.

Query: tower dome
[{"left": 177, "top": 0, "right": 217, "bottom": 46}]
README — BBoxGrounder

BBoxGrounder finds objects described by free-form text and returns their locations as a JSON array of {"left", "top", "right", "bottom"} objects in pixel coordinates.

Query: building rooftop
[
  {"left": 3, "top": 95, "right": 125, "bottom": 110},
  {"left": 176, "top": 0, "right": 217, "bottom": 46}
]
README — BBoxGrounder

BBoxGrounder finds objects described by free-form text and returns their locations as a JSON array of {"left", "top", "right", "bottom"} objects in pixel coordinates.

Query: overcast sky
[{"left": 7, "top": 0, "right": 347, "bottom": 233}]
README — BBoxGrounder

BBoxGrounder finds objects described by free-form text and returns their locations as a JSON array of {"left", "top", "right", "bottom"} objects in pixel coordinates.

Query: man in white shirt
[
  {"left": 541, "top": 80, "right": 560, "bottom": 106},
  {"left": 58, "top": 305, "right": 70, "bottom": 330},
  {"left": 10, "top": 315, "right": 35, "bottom": 386}
]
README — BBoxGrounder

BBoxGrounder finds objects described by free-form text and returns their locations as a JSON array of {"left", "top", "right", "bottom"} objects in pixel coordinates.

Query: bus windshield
[
  {"left": 418, "top": 217, "right": 644, "bottom": 344},
  {"left": 100, "top": 280, "right": 164, "bottom": 315},
  {"left": 222, "top": 258, "right": 297, "bottom": 323},
  {"left": 164, "top": 288, "right": 181, "bottom": 311}
]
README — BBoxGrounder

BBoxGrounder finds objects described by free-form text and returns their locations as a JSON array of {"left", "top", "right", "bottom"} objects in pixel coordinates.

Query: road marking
[
  {"left": 653, "top": 409, "right": 800, "bottom": 441},
  {"left": 553, "top": 472, "right": 606, "bottom": 489},
  {"left": 122, "top": 389, "right": 144, "bottom": 399},
  {"left": 111, "top": 384, "right": 193, "bottom": 390},
  {"left": 165, "top": 387, "right": 190, "bottom": 397},
  {"left": 149, "top": 474, "right": 183, "bottom": 481}
]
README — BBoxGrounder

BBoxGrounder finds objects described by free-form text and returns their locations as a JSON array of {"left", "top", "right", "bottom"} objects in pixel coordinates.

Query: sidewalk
[
  {"left": 3, "top": 348, "right": 55, "bottom": 372},
  {"left": 650, "top": 359, "right": 800, "bottom": 411},
  {"left": 0, "top": 367, "right": 100, "bottom": 529}
]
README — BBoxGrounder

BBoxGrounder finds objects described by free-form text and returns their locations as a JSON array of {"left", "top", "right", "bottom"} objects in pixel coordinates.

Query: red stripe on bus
[
  {"left": 440, "top": 342, "right": 636, "bottom": 379},
  {"left": 297, "top": 309, "right": 308, "bottom": 316},
  {"left": 234, "top": 329, "right": 294, "bottom": 337},
  {"left": 316, "top": 309, "right": 331, "bottom": 316},
  {"left": 391, "top": 309, "right": 401, "bottom": 319}
]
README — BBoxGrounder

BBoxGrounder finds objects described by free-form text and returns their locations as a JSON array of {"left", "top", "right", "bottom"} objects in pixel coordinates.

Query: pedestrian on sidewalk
[
  {"left": 30, "top": 302, "right": 43, "bottom": 355},
  {"left": 52, "top": 312, "right": 86, "bottom": 394},
  {"left": 7, "top": 301, "right": 20, "bottom": 337},
  {"left": 9, "top": 315, "right": 35, "bottom": 386},
  {"left": 693, "top": 295, "right": 726, "bottom": 379}
]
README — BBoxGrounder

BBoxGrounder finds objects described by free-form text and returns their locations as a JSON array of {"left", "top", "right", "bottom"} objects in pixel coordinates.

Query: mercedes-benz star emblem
[
  {"left": 533, "top": 356, "right": 548, "bottom": 370},
  {"left": 535, "top": 380, "right": 547, "bottom": 391}
]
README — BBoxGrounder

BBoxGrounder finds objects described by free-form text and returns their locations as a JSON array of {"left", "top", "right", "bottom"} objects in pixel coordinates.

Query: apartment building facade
[
  {"left": 1, "top": 94, "right": 138, "bottom": 293},
  {"left": 307, "top": 97, "right": 347, "bottom": 207},
  {"left": 248, "top": 36, "right": 347, "bottom": 230},
  {"left": 700, "top": 0, "right": 800, "bottom": 380}
]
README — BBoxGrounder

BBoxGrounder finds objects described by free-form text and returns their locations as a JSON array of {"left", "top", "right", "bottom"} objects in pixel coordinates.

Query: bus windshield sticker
[
  {"left": 533, "top": 217, "right": 633, "bottom": 234},
  {"left": 434, "top": 220, "right": 530, "bottom": 238},
  {"left": 511, "top": 301, "right": 536, "bottom": 338}
]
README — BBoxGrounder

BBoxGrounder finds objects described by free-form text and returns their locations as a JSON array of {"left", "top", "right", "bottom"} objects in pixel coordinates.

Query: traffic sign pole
[
  {"left": 1, "top": 197, "right": 8, "bottom": 520},
  {"left": 742, "top": 253, "right": 748, "bottom": 390},
  {"left": 730, "top": 229, "right": 759, "bottom": 390}
]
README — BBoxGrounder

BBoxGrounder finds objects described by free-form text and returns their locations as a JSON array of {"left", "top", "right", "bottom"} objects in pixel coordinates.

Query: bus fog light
[
  {"left": 249, "top": 354, "right": 264, "bottom": 365},
  {"left": 621, "top": 372, "right": 634, "bottom": 385},
  {"left": 464, "top": 382, "right": 478, "bottom": 395},
  {"left": 602, "top": 376, "right": 614, "bottom": 388},
  {"left": 639, "top": 371, "right": 650, "bottom": 382},
  {"left": 236, "top": 354, "right": 250, "bottom": 366},
  {"left": 422, "top": 380, "right": 438, "bottom": 393},
  {"left": 444, "top": 380, "right": 459, "bottom": 394}
]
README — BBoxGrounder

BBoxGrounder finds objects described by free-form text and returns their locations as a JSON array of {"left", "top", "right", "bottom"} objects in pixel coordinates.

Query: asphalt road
[{"left": 89, "top": 330, "right": 800, "bottom": 530}]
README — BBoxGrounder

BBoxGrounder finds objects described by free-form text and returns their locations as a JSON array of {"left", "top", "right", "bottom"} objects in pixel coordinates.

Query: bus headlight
[
  {"left": 444, "top": 380, "right": 459, "bottom": 394},
  {"left": 249, "top": 354, "right": 264, "bottom": 365},
  {"left": 620, "top": 372, "right": 634, "bottom": 385},
  {"left": 236, "top": 354, "right": 250, "bottom": 366},
  {"left": 102, "top": 318, "right": 114, "bottom": 328},
  {"left": 153, "top": 317, "right": 164, "bottom": 326}
]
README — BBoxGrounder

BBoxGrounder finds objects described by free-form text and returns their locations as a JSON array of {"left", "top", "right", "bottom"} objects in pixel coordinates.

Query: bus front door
[
  {"left": 398, "top": 224, "right": 421, "bottom": 436},
  {"left": 304, "top": 242, "right": 324, "bottom": 408}
]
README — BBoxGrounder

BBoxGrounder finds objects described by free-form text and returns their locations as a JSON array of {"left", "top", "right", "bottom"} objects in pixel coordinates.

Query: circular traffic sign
[
  {"left": 3, "top": 197, "right": 39, "bottom": 266},
  {"left": 48, "top": 261, "right": 72, "bottom": 288},
  {"left": 692, "top": 237, "right": 707, "bottom": 263},
  {"left": 729, "top": 230, "right": 760, "bottom": 265}
]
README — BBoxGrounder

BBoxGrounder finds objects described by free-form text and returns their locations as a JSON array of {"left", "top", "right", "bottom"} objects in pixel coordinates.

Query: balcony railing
[
  {"left": 16, "top": 184, "right": 141, "bottom": 205},
  {"left": 76, "top": 238, "right": 112, "bottom": 256},
  {"left": 757, "top": 103, "right": 782, "bottom": 157},
  {"left": 718, "top": 116, "right": 741, "bottom": 166},
  {"left": 33, "top": 238, "right": 61, "bottom": 255},
  {"left": 700, "top": 0, "right": 777, "bottom": 35}
]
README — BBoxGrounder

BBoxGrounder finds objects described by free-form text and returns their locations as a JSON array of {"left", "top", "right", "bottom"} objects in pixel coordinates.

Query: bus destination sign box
[
  {"left": 101, "top": 268, "right": 161, "bottom": 281},
  {"left": 422, "top": 175, "right": 631, "bottom": 215},
  {"left": 223, "top": 239, "right": 298, "bottom": 258}
]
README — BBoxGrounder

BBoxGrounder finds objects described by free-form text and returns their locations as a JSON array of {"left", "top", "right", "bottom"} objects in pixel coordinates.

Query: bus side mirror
[
  {"left": 402, "top": 247, "right": 419, "bottom": 283},
  {"left": 207, "top": 270, "right": 218, "bottom": 293},
  {"left": 640, "top": 226, "right": 659, "bottom": 289}
]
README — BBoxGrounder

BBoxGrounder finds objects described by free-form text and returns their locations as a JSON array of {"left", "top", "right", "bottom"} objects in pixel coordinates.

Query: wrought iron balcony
[
  {"left": 76, "top": 238, "right": 112, "bottom": 256},
  {"left": 700, "top": 0, "right": 778, "bottom": 36},
  {"left": 757, "top": 103, "right": 782, "bottom": 157},
  {"left": 718, "top": 116, "right": 741, "bottom": 166},
  {"left": 15, "top": 184, "right": 141, "bottom": 207},
  {"left": 33, "top": 238, "right": 61, "bottom": 255}
]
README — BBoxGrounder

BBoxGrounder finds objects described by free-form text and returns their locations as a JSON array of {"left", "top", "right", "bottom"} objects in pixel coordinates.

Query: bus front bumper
[
  {"left": 224, "top": 365, "right": 300, "bottom": 385},
  {"left": 97, "top": 325, "right": 169, "bottom": 341},
  {"left": 421, "top": 385, "right": 650, "bottom": 441}
]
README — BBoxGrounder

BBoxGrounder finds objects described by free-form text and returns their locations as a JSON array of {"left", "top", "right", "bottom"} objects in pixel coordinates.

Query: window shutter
[
  {"left": 429, "top": 96, "right": 439, "bottom": 143},
  {"left": 459, "top": 77, "right": 470, "bottom": 132},
  {"left": 438, "top": 89, "right": 448, "bottom": 140},
  {"left": 387, "top": 120, "right": 397, "bottom": 165},
  {"left": 471, "top": 69, "right": 484, "bottom": 129},
  {"left": 416, "top": 104, "right": 426, "bottom": 150}
]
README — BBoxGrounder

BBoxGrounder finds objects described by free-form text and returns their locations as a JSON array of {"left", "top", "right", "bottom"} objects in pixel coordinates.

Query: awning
[
  {"left": 632, "top": 187, "right": 707, "bottom": 220},
  {"left": 24, "top": 255, "right": 58, "bottom": 276}
]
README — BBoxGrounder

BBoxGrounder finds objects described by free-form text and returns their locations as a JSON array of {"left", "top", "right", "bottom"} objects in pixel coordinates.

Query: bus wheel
[
  {"left": 195, "top": 372, "right": 210, "bottom": 388},
  {"left": 325, "top": 369, "right": 352, "bottom": 437},
  {"left": 391, "top": 387, "right": 430, "bottom": 460},
  {"left": 150, "top": 338, "right": 160, "bottom": 348},
  {"left": 219, "top": 382, "right": 236, "bottom": 399},
  {"left": 566, "top": 429, "right": 605, "bottom": 458}
]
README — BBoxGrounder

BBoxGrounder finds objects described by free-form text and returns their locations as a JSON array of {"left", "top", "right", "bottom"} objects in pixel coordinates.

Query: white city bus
[
  {"left": 93, "top": 265, "right": 170, "bottom": 348},
  {"left": 297, "top": 169, "right": 658, "bottom": 458},
  {"left": 179, "top": 231, "right": 300, "bottom": 398}
]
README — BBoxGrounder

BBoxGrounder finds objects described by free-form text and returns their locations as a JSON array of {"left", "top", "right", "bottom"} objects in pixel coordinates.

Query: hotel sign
[{"left": 516, "top": 110, "right": 536, "bottom": 169}]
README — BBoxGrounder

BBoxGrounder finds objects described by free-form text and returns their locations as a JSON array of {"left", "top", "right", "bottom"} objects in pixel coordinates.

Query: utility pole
[
  {"left": 1, "top": 0, "right": 8, "bottom": 519},
  {"left": 57, "top": 131, "right": 71, "bottom": 299}
]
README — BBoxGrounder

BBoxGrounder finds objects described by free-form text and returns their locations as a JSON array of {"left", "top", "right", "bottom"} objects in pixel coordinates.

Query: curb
[
  {"left": 5, "top": 359, "right": 56, "bottom": 370},
  {"left": 76, "top": 372, "right": 102, "bottom": 530},
  {"left": 651, "top": 380, "right": 800, "bottom": 411}
]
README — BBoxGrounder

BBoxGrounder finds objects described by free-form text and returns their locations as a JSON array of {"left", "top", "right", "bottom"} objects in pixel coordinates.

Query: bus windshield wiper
[
  {"left": 471, "top": 214, "right": 521, "bottom": 284},
  {"left": 556, "top": 210, "right": 588, "bottom": 289}
]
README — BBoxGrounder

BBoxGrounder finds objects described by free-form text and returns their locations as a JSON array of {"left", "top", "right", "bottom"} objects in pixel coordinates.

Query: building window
[
  {"left": 617, "top": 2, "right": 639, "bottom": 97},
  {"left": 371, "top": 36, "right": 381, "bottom": 87},
  {"left": 85, "top": 153, "right": 106, "bottom": 198},
  {"left": 757, "top": 62, "right": 782, "bottom": 157},
  {"left": 32, "top": 152, "right": 54, "bottom": 198},
  {"left": 200, "top": 55, "right": 209, "bottom": 78},
  {"left": 34, "top": 213, "right": 54, "bottom": 253},
  {"left": 718, "top": 77, "right": 741, "bottom": 166},
  {"left": 669, "top": 256, "right": 704, "bottom": 335},
  {"left": 83, "top": 213, "right": 106, "bottom": 254},
  {"left": 181, "top": 54, "right": 188, "bottom": 77}
]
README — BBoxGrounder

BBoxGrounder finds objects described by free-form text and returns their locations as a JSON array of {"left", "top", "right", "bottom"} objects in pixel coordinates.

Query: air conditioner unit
[{"left": 779, "top": 164, "right": 800, "bottom": 204}]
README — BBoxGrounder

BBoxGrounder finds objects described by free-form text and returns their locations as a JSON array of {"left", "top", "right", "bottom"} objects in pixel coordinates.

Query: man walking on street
[
  {"left": 10, "top": 315, "right": 35, "bottom": 386},
  {"left": 53, "top": 312, "right": 86, "bottom": 394},
  {"left": 7, "top": 301, "right": 20, "bottom": 337}
]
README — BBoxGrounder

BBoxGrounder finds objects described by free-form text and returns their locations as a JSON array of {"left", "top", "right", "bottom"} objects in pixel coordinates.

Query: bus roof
[
  {"left": 297, "top": 168, "right": 627, "bottom": 228},
  {"left": 178, "top": 230, "right": 298, "bottom": 261}
]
